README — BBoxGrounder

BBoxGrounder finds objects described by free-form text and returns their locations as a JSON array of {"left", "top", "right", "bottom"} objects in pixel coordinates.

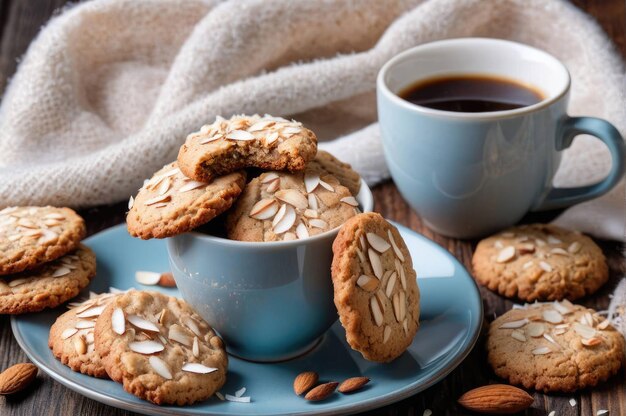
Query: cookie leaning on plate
[
  {"left": 0, "top": 206, "right": 86, "bottom": 275},
  {"left": 49, "top": 292, "right": 118, "bottom": 378},
  {"left": 331, "top": 212, "right": 420, "bottom": 362},
  {"left": 177, "top": 114, "right": 317, "bottom": 182},
  {"left": 487, "top": 300, "right": 624, "bottom": 392},
  {"left": 472, "top": 224, "right": 608, "bottom": 301},
  {"left": 94, "top": 290, "right": 227, "bottom": 405},
  {"left": 126, "top": 162, "right": 246, "bottom": 239},
  {"left": 226, "top": 169, "right": 358, "bottom": 242},
  {"left": 0, "top": 244, "right": 96, "bottom": 314}
]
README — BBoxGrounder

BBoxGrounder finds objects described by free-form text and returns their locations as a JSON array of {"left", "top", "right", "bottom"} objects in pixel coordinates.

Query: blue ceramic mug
[{"left": 377, "top": 38, "right": 625, "bottom": 238}]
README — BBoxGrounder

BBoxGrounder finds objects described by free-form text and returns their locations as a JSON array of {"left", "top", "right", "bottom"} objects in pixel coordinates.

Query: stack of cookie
[
  {"left": 0, "top": 206, "right": 96, "bottom": 314},
  {"left": 126, "top": 114, "right": 363, "bottom": 241},
  {"left": 472, "top": 224, "right": 624, "bottom": 392},
  {"left": 49, "top": 290, "right": 227, "bottom": 405}
]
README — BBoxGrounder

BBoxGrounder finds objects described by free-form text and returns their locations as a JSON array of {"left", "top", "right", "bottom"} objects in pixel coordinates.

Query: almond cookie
[
  {"left": 126, "top": 161, "right": 246, "bottom": 239},
  {"left": 226, "top": 169, "right": 358, "bottom": 242},
  {"left": 0, "top": 206, "right": 86, "bottom": 275},
  {"left": 94, "top": 291, "right": 227, "bottom": 405},
  {"left": 309, "top": 150, "right": 361, "bottom": 196},
  {"left": 472, "top": 224, "right": 608, "bottom": 302},
  {"left": 0, "top": 244, "right": 96, "bottom": 314},
  {"left": 487, "top": 300, "right": 624, "bottom": 392},
  {"left": 49, "top": 292, "right": 118, "bottom": 378},
  {"left": 331, "top": 212, "right": 420, "bottom": 362},
  {"left": 177, "top": 114, "right": 317, "bottom": 182}
]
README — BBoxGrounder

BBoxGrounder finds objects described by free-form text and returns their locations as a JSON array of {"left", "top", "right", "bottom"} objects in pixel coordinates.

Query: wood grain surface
[{"left": 0, "top": 1, "right": 624, "bottom": 415}]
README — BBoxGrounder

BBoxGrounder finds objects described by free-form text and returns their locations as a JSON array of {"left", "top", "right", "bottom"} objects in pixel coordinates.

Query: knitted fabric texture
[{"left": 0, "top": 0, "right": 624, "bottom": 240}]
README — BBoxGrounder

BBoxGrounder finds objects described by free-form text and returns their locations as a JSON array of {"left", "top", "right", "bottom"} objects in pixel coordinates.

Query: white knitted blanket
[{"left": 0, "top": 0, "right": 624, "bottom": 244}]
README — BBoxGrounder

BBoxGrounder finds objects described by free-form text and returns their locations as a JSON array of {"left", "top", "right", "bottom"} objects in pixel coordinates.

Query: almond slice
[
  {"left": 129, "top": 340, "right": 164, "bottom": 354},
  {"left": 547, "top": 236, "right": 562, "bottom": 245},
  {"left": 383, "top": 326, "right": 391, "bottom": 344},
  {"left": 499, "top": 318, "right": 529, "bottom": 329},
  {"left": 157, "top": 177, "right": 171, "bottom": 196},
  {"left": 168, "top": 324, "right": 192, "bottom": 346},
  {"left": 112, "top": 308, "right": 126, "bottom": 335},
  {"left": 149, "top": 356, "right": 173, "bottom": 379},
  {"left": 496, "top": 246, "right": 516, "bottom": 263},
  {"left": 38, "top": 229, "right": 58, "bottom": 245},
  {"left": 511, "top": 330, "right": 526, "bottom": 342},
  {"left": 74, "top": 335, "right": 87, "bottom": 355},
  {"left": 366, "top": 233, "right": 391, "bottom": 253},
  {"left": 307, "top": 194, "right": 318, "bottom": 210},
  {"left": 370, "top": 296, "right": 384, "bottom": 326},
  {"left": 249, "top": 199, "right": 279, "bottom": 220},
  {"left": 127, "top": 315, "right": 160, "bottom": 332},
  {"left": 261, "top": 173, "right": 280, "bottom": 184},
  {"left": 304, "top": 173, "right": 320, "bottom": 193},
  {"left": 183, "top": 317, "right": 203, "bottom": 337},
  {"left": 61, "top": 328, "right": 78, "bottom": 340},
  {"left": 135, "top": 271, "right": 161, "bottom": 286},
  {"left": 368, "top": 249, "right": 383, "bottom": 279},
  {"left": 567, "top": 241, "right": 581, "bottom": 254},
  {"left": 75, "top": 320, "right": 95, "bottom": 329},
  {"left": 275, "top": 189, "right": 308, "bottom": 210},
  {"left": 549, "top": 247, "right": 569, "bottom": 256},
  {"left": 572, "top": 322, "right": 596, "bottom": 339},
  {"left": 542, "top": 309, "right": 563, "bottom": 324},
  {"left": 181, "top": 363, "right": 218, "bottom": 374},
  {"left": 581, "top": 337, "right": 602, "bottom": 347},
  {"left": 308, "top": 219, "right": 327, "bottom": 229},
  {"left": 385, "top": 273, "right": 397, "bottom": 298},
  {"left": 531, "top": 346, "right": 551, "bottom": 355},
  {"left": 265, "top": 131, "right": 280, "bottom": 145},
  {"left": 340, "top": 196, "right": 358, "bottom": 207},
  {"left": 526, "top": 322, "right": 545, "bottom": 337},
  {"left": 179, "top": 181, "right": 206, "bottom": 193},
  {"left": 8, "top": 278, "right": 28, "bottom": 288},
  {"left": 539, "top": 261, "right": 553, "bottom": 273},
  {"left": 51, "top": 267, "right": 71, "bottom": 278},
  {"left": 388, "top": 230, "right": 405, "bottom": 262},
  {"left": 76, "top": 305, "right": 106, "bottom": 319},
  {"left": 248, "top": 120, "right": 275, "bottom": 132},
  {"left": 272, "top": 204, "right": 286, "bottom": 226},
  {"left": 226, "top": 130, "right": 255, "bottom": 141},
  {"left": 356, "top": 275, "right": 378, "bottom": 292},
  {"left": 318, "top": 180, "right": 334, "bottom": 192},
  {"left": 144, "top": 194, "right": 171, "bottom": 206},
  {"left": 273, "top": 204, "right": 296, "bottom": 234},
  {"left": 296, "top": 223, "right": 309, "bottom": 240},
  {"left": 192, "top": 337, "right": 200, "bottom": 357}
]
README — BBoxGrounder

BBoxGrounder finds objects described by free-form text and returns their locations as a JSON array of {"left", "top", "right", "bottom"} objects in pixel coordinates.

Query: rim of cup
[{"left": 377, "top": 37, "right": 571, "bottom": 120}]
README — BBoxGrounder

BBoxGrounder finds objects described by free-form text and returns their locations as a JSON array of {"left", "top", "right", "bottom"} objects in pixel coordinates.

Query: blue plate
[{"left": 12, "top": 222, "right": 482, "bottom": 416}]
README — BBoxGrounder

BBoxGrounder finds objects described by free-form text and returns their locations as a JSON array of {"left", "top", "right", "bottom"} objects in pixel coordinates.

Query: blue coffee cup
[{"left": 377, "top": 38, "right": 625, "bottom": 238}]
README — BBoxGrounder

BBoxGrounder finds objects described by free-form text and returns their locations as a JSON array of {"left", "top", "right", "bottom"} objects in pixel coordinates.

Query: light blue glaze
[
  {"left": 12, "top": 221, "right": 482, "bottom": 416},
  {"left": 377, "top": 39, "right": 625, "bottom": 239},
  {"left": 167, "top": 179, "right": 374, "bottom": 362}
]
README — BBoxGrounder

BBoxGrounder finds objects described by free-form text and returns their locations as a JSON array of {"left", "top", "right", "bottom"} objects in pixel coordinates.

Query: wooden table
[{"left": 1, "top": 1, "right": 624, "bottom": 415}]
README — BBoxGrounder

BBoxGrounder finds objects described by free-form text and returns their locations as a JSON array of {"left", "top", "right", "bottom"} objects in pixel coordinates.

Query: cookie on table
[
  {"left": 309, "top": 150, "right": 361, "bottom": 196},
  {"left": 0, "top": 206, "right": 86, "bottom": 275},
  {"left": 487, "top": 300, "right": 624, "bottom": 392},
  {"left": 126, "top": 161, "right": 246, "bottom": 239},
  {"left": 0, "top": 244, "right": 96, "bottom": 314},
  {"left": 177, "top": 114, "right": 317, "bottom": 182},
  {"left": 472, "top": 224, "right": 608, "bottom": 301},
  {"left": 94, "top": 291, "right": 227, "bottom": 405},
  {"left": 331, "top": 212, "right": 420, "bottom": 362},
  {"left": 49, "top": 292, "right": 118, "bottom": 378},
  {"left": 226, "top": 168, "right": 358, "bottom": 242}
]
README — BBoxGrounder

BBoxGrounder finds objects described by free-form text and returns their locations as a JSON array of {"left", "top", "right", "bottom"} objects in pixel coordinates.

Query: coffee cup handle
[{"left": 533, "top": 116, "right": 625, "bottom": 211}]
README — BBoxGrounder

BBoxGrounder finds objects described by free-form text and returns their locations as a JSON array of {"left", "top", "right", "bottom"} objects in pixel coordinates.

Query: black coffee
[{"left": 398, "top": 75, "right": 544, "bottom": 113}]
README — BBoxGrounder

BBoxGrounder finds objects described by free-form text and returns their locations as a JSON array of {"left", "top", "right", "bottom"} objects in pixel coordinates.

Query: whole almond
[
  {"left": 158, "top": 272, "right": 177, "bottom": 288},
  {"left": 0, "top": 363, "right": 38, "bottom": 395},
  {"left": 293, "top": 371, "right": 318, "bottom": 395},
  {"left": 304, "top": 381, "right": 339, "bottom": 401},
  {"left": 458, "top": 384, "right": 533, "bottom": 414},
  {"left": 338, "top": 376, "right": 370, "bottom": 394}
]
